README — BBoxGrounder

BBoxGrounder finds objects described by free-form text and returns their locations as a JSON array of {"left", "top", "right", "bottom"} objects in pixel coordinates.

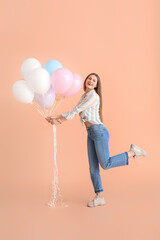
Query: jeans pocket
[{"left": 103, "top": 128, "right": 109, "bottom": 137}]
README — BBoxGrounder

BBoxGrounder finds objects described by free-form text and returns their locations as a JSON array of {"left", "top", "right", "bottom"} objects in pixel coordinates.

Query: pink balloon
[
  {"left": 63, "top": 73, "right": 83, "bottom": 98},
  {"left": 51, "top": 68, "right": 73, "bottom": 95}
]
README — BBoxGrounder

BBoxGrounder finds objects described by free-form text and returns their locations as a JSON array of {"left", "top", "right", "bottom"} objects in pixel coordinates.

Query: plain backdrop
[{"left": 0, "top": 0, "right": 160, "bottom": 239}]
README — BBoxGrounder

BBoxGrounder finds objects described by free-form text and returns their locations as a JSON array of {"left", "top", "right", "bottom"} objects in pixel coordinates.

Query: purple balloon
[{"left": 34, "top": 85, "right": 55, "bottom": 109}]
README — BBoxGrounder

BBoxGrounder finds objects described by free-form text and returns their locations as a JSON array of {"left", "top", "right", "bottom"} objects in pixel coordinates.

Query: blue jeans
[{"left": 86, "top": 124, "right": 129, "bottom": 193}]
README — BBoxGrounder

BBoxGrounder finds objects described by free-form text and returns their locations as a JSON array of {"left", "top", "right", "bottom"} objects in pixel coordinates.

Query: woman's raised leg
[{"left": 93, "top": 127, "right": 129, "bottom": 170}]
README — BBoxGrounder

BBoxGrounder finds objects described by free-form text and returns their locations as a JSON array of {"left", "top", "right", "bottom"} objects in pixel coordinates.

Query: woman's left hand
[{"left": 45, "top": 115, "right": 62, "bottom": 125}]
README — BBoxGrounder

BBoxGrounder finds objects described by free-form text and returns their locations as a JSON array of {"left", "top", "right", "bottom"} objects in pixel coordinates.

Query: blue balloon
[{"left": 43, "top": 60, "right": 63, "bottom": 77}]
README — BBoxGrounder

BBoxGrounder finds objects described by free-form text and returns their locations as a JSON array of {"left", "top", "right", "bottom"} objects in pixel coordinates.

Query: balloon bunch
[
  {"left": 12, "top": 58, "right": 83, "bottom": 118},
  {"left": 12, "top": 58, "right": 83, "bottom": 208}
]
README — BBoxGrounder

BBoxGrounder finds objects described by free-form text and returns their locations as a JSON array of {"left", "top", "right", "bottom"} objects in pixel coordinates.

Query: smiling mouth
[{"left": 87, "top": 83, "right": 93, "bottom": 86}]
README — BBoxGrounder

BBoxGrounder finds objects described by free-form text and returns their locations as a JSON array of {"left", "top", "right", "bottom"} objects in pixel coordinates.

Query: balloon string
[
  {"left": 31, "top": 100, "right": 46, "bottom": 118},
  {"left": 47, "top": 97, "right": 68, "bottom": 207},
  {"left": 48, "top": 100, "right": 57, "bottom": 116},
  {"left": 48, "top": 124, "right": 68, "bottom": 207},
  {"left": 49, "top": 97, "right": 63, "bottom": 116},
  {"left": 32, "top": 95, "right": 64, "bottom": 118},
  {"left": 42, "top": 94, "right": 48, "bottom": 118}
]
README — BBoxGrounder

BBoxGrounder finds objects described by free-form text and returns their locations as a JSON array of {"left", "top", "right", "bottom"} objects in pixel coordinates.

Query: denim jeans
[{"left": 86, "top": 124, "right": 129, "bottom": 193}]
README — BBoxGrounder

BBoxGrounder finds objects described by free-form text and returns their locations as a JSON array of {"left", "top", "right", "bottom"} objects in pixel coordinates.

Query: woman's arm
[
  {"left": 45, "top": 91, "right": 97, "bottom": 125},
  {"left": 61, "top": 91, "right": 98, "bottom": 120}
]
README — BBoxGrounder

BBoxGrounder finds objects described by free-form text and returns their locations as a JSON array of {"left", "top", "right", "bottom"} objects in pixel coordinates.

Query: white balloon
[
  {"left": 21, "top": 58, "right": 41, "bottom": 80},
  {"left": 12, "top": 80, "right": 34, "bottom": 103},
  {"left": 26, "top": 67, "right": 50, "bottom": 94}
]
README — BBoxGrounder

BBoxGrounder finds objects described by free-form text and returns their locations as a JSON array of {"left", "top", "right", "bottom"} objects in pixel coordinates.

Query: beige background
[{"left": 0, "top": 0, "right": 160, "bottom": 239}]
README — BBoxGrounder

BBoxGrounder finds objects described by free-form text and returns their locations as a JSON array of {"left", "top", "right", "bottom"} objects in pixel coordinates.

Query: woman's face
[{"left": 85, "top": 75, "right": 98, "bottom": 91}]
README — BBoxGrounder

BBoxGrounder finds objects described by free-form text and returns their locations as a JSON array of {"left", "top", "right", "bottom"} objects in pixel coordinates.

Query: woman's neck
[{"left": 85, "top": 88, "right": 95, "bottom": 94}]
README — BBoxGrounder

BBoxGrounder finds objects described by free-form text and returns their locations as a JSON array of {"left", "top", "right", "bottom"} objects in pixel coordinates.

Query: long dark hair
[{"left": 83, "top": 73, "right": 103, "bottom": 123}]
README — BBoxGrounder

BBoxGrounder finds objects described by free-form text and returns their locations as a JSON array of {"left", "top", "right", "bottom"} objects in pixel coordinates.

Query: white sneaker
[
  {"left": 130, "top": 144, "right": 147, "bottom": 159},
  {"left": 87, "top": 195, "right": 106, "bottom": 207}
]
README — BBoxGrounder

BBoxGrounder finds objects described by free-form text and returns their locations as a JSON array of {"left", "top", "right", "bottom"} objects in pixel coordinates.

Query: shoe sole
[{"left": 87, "top": 202, "right": 106, "bottom": 207}]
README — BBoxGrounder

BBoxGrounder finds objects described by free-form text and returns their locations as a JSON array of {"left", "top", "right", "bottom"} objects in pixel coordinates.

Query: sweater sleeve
[{"left": 62, "top": 91, "right": 98, "bottom": 120}]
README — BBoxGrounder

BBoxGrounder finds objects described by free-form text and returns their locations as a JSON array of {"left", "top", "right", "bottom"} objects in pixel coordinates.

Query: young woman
[{"left": 46, "top": 73, "right": 147, "bottom": 207}]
